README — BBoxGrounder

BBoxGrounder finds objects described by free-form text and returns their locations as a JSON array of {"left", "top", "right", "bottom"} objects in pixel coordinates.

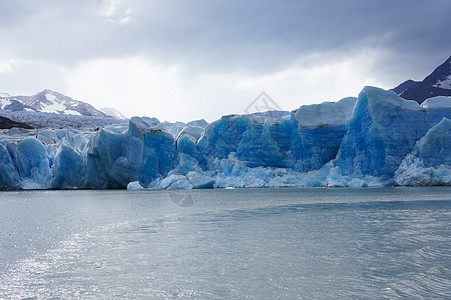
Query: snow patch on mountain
[
  {"left": 433, "top": 75, "right": 451, "bottom": 89},
  {"left": 100, "top": 107, "right": 127, "bottom": 119},
  {"left": 0, "top": 98, "right": 12, "bottom": 108}
]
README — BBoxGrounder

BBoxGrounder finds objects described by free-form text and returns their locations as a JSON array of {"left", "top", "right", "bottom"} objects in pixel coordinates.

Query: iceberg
[{"left": 0, "top": 86, "right": 450, "bottom": 190}]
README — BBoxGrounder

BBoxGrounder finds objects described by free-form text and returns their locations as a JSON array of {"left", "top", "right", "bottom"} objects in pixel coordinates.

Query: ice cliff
[
  {"left": 0, "top": 87, "right": 450, "bottom": 190},
  {"left": 394, "top": 118, "right": 451, "bottom": 186}
]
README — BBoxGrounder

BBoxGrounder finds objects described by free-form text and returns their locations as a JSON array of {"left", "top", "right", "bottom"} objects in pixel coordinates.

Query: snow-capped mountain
[
  {"left": 100, "top": 107, "right": 127, "bottom": 119},
  {"left": 0, "top": 89, "right": 108, "bottom": 117},
  {"left": 394, "top": 56, "right": 451, "bottom": 103}
]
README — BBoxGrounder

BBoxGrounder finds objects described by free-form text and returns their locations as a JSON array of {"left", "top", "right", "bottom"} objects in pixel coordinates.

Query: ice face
[
  {"left": 52, "top": 143, "right": 86, "bottom": 189},
  {"left": 421, "top": 96, "right": 451, "bottom": 126},
  {"left": 196, "top": 96, "right": 356, "bottom": 172},
  {"left": 0, "top": 144, "right": 20, "bottom": 190},
  {"left": 332, "top": 87, "right": 431, "bottom": 182},
  {"left": 16, "top": 137, "right": 53, "bottom": 189},
  {"left": 85, "top": 117, "right": 176, "bottom": 188},
  {"left": 394, "top": 118, "right": 451, "bottom": 186},
  {"left": 291, "top": 97, "right": 357, "bottom": 172},
  {"left": 0, "top": 87, "right": 450, "bottom": 190},
  {"left": 414, "top": 118, "right": 451, "bottom": 167}
]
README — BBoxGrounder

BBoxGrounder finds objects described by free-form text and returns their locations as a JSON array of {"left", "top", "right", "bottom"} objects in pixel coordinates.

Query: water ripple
[{"left": 0, "top": 188, "right": 450, "bottom": 299}]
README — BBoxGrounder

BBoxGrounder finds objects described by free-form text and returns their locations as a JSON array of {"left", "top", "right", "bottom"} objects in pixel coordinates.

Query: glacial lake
[{"left": 0, "top": 187, "right": 450, "bottom": 299}]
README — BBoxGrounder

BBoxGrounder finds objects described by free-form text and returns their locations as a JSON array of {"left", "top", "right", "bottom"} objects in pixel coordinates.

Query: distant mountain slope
[
  {"left": 0, "top": 115, "right": 33, "bottom": 129},
  {"left": 391, "top": 79, "right": 419, "bottom": 95},
  {"left": 394, "top": 56, "right": 451, "bottom": 103},
  {"left": 0, "top": 90, "right": 108, "bottom": 117},
  {"left": 0, "top": 110, "right": 126, "bottom": 129},
  {"left": 100, "top": 107, "right": 127, "bottom": 119}
]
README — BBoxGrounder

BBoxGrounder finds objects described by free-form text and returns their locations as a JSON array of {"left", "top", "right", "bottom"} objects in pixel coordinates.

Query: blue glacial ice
[
  {"left": 0, "top": 86, "right": 450, "bottom": 190},
  {"left": 394, "top": 118, "right": 451, "bottom": 186},
  {"left": 330, "top": 86, "right": 432, "bottom": 184},
  {"left": 421, "top": 96, "right": 451, "bottom": 126},
  {"left": 86, "top": 116, "right": 176, "bottom": 188},
  {"left": 16, "top": 137, "right": 53, "bottom": 189},
  {"left": 0, "top": 143, "right": 20, "bottom": 190}
]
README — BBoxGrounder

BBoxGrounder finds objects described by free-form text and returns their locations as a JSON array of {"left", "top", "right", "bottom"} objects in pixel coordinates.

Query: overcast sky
[{"left": 0, "top": 0, "right": 450, "bottom": 122}]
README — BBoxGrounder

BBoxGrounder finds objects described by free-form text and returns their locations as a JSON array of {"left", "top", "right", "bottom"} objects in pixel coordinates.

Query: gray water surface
[{"left": 0, "top": 187, "right": 450, "bottom": 299}]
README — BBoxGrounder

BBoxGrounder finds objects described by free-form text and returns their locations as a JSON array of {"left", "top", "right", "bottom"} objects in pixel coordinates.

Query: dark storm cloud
[{"left": 1, "top": 0, "right": 450, "bottom": 78}]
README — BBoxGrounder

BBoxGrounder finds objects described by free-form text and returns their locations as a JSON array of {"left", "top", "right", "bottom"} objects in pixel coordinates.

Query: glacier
[
  {"left": 331, "top": 87, "right": 432, "bottom": 184},
  {"left": 0, "top": 86, "right": 450, "bottom": 190},
  {"left": 394, "top": 118, "right": 451, "bottom": 186}
]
